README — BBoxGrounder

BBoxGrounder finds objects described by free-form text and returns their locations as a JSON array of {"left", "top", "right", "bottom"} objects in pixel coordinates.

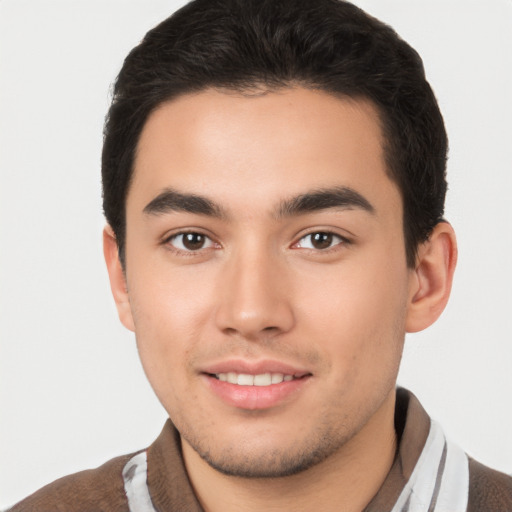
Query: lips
[
  {"left": 201, "top": 360, "right": 312, "bottom": 410},
  {"left": 202, "top": 359, "right": 310, "bottom": 377}
]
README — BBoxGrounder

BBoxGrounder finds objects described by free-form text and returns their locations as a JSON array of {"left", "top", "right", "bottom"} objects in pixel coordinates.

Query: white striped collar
[{"left": 391, "top": 420, "right": 469, "bottom": 512}]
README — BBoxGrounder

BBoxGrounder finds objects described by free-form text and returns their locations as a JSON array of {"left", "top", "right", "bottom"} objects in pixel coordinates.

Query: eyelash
[{"left": 163, "top": 229, "right": 350, "bottom": 256}]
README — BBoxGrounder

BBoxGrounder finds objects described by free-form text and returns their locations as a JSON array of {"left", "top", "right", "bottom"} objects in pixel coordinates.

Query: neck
[{"left": 182, "top": 390, "right": 397, "bottom": 512}]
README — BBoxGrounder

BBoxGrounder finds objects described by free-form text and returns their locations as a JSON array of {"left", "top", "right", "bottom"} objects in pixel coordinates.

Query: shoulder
[
  {"left": 8, "top": 451, "right": 138, "bottom": 512},
  {"left": 467, "top": 457, "right": 512, "bottom": 512}
]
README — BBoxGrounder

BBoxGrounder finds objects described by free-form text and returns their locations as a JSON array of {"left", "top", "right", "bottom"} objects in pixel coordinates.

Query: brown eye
[
  {"left": 311, "top": 232, "right": 334, "bottom": 249},
  {"left": 296, "top": 232, "right": 345, "bottom": 250},
  {"left": 169, "top": 232, "right": 214, "bottom": 252},
  {"left": 183, "top": 233, "right": 206, "bottom": 250}
]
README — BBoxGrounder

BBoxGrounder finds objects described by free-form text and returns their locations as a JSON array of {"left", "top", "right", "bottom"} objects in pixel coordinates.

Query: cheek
[
  {"left": 126, "top": 264, "right": 217, "bottom": 384},
  {"left": 295, "top": 256, "right": 409, "bottom": 382},
  {"left": 129, "top": 256, "right": 216, "bottom": 327}
]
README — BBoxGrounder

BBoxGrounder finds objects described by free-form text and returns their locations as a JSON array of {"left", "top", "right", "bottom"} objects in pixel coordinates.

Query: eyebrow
[
  {"left": 275, "top": 186, "right": 375, "bottom": 218},
  {"left": 143, "top": 188, "right": 225, "bottom": 218}
]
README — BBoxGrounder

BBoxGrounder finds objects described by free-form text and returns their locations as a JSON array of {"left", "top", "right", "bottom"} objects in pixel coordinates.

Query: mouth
[
  {"left": 210, "top": 372, "right": 303, "bottom": 386},
  {"left": 202, "top": 363, "right": 312, "bottom": 410}
]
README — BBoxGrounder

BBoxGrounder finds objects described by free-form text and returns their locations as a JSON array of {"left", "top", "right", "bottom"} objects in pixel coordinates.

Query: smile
[
  {"left": 205, "top": 369, "right": 311, "bottom": 410},
  {"left": 214, "top": 372, "right": 295, "bottom": 386}
]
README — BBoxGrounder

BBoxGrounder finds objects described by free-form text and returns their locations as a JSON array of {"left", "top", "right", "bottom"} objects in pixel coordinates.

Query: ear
[
  {"left": 405, "top": 222, "right": 457, "bottom": 333},
  {"left": 103, "top": 225, "right": 135, "bottom": 332}
]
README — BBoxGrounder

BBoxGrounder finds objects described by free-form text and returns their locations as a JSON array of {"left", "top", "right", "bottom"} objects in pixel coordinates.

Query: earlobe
[
  {"left": 103, "top": 226, "right": 135, "bottom": 332},
  {"left": 405, "top": 222, "right": 458, "bottom": 333}
]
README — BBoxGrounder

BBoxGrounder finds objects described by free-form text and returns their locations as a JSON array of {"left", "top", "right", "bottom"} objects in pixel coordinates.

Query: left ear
[{"left": 405, "top": 221, "right": 457, "bottom": 333}]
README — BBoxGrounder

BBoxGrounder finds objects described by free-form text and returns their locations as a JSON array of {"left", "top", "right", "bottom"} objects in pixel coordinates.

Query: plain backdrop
[{"left": 1, "top": 0, "right": 511, "bottom": 507}]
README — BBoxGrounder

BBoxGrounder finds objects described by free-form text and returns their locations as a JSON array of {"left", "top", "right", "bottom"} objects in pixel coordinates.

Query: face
[{"left": 121, "top": 88, "right": 415, "bottom": 477}]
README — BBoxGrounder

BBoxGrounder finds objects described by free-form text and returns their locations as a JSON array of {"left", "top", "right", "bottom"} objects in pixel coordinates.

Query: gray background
[{"left": 1, "top": 0, "right": 511, "bottom": 507}]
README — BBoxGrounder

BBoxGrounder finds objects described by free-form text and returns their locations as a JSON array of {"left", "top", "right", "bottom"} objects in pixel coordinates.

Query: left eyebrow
[{"left": 275, "top": 186, "right": 375, "bottom": 218}]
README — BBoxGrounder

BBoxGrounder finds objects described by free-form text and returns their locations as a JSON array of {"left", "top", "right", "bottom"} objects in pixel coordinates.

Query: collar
[{"left": 363, "top": 388, "right": 431, "bottom": 511}]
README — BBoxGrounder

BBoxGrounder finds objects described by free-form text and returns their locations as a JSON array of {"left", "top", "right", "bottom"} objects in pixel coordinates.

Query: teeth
[
  {"left": 237, "top": 374, "right": 254, "bottom": 386},
  {"left": 215, "top": 372, "right": 295, "bottom": 386},
  {"left": 254, "top": 373, "right": 272, "bottom": 386},
  {"left": 271, "top": 373, "right": 283, "bottom": 384}
]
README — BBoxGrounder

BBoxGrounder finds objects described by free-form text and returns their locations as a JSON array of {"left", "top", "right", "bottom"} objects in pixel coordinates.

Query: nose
[{"left": 214, "top": 246, "right": 295, "bottom": 340}]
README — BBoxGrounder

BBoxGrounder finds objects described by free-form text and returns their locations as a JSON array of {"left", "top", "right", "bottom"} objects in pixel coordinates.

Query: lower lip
[{"left": 204, "top": 375, "right": 310, "bottom": 410}]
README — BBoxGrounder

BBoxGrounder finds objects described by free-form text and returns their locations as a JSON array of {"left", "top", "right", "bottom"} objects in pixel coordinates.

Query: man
[{"left": 8, "top": 0, "right": 511, "bottom": 510}]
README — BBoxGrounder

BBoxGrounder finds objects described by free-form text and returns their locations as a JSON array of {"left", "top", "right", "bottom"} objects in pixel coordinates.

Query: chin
[{"left": 181, "top": 421, "right": 351, "bottom": 479}]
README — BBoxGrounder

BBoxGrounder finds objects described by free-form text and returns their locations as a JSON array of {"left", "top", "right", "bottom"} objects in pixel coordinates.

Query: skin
[{"left": 104, "top": 87, "right": 457, "bottom": 511}]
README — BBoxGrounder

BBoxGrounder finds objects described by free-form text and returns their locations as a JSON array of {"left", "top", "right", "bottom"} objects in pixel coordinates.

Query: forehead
[{"left": 130, "top": 87, "right": 400, "bottom": 217}]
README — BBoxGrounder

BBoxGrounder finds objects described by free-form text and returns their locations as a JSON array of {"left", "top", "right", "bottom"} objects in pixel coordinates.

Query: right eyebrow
[{"left": 143, "top": 188, "right": 225, "bottom": 218}]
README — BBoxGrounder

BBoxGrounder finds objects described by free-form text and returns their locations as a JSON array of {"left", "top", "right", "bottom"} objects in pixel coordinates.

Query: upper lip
[{"left": 201, "top": 359, "right": 312, "bottom": 378}]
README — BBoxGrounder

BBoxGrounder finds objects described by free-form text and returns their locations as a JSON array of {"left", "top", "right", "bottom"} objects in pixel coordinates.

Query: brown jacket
[{"left": 9, "top": 389, "right": 512, "bottom": 512}]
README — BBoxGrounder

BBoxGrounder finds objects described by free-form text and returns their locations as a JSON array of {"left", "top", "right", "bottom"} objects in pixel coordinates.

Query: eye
[
  {"left": 167, "top": 232, "right": 215, "bottom": 252},
  {"left": 295, "top": 231, "right": 346, "bottom": 250}
]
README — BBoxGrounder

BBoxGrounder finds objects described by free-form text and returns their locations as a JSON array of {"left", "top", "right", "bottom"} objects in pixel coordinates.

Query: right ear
[{"left": 103, "top": 225, "right": 135, "bottom": 332}]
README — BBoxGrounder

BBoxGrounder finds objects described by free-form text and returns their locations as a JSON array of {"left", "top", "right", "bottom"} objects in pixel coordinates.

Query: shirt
[{"left": 8, "top": 388, "right": 512, "bottom": 511}]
